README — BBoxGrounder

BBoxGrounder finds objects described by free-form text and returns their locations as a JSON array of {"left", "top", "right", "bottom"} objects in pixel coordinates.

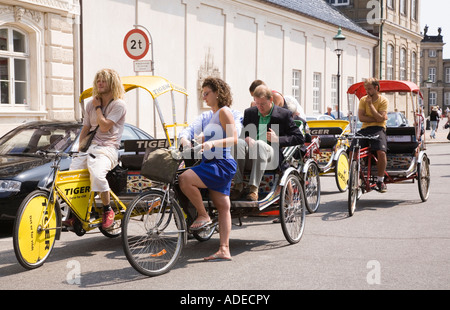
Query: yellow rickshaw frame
[
  {"left": 80, "top": 75, "right": 189, "bottom": 148},
  {"left": 307, "top": 119, "right": 351, "bottom": 192}
]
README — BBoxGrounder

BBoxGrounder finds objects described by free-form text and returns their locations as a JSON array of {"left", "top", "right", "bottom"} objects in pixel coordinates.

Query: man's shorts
[{"left": 350, "top": 126, "right": 387, "bottom": 152}]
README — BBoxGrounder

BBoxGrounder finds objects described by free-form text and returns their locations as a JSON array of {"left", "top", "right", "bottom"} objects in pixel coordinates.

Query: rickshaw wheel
[
  {"left": 335, "top": 152, "right": 349, "bottom": 192},
  {"left": 348, "top": 160, "right": 359, "bottom": 216},
  {"left": 280, "top": 173, "right": 306, "bottom": 244},
  {"left": 304, "top": 162, "right": 321, "bottom": 213},
  {"left": 122, "top": 190, "right": 185, "bottom": 277},
  {"left": 13, "top": 190, "right": 61, "bottom": 270},
  {"left": 417, "top": 155, "right": 430, "bottom": 202}
]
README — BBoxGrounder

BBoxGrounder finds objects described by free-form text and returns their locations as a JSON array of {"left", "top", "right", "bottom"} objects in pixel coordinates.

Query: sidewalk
[{"left": 425, "top": 117, "right": 450, "bottom": 144}]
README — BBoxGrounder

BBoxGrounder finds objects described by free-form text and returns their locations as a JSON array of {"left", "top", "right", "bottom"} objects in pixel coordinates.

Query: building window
[
  {"left": 445, "top": 93, "right": 450, "bottom": 106},
  {"left": 292, "top": 70, "right": 301, "bottom": 105},
  {"left": 313, "top": 73, "right": 321, "bottom": 113},
  {"left": 446, "top": 68, "right": 450, "bottom": 83},
  {"left": 429, "top": 50, "right": 436, "bottom": 58},
  {"left": 429, "top": 92, "right": 437, "bottom": 106},
  {"left": 400, "top": 0, "right": 406, "bottom": 15},
  {"left": 331, "top": 75, "right": 337, "bottom": 107},
  {"left": 429, "top": 67, "right": 436, "bottom": 83},
  {"left": 387, "top": 0, "right": 394, "bottom": 9},
  {"left": 387, "top": 44, "right": 394, "bottom": 80},
  {"left": 327, "top": 0, "right": 350, "bottom": 6},
  {"left": 0, "top": 27, "right": 29, "bottom": 106},
  {"left": 400, "top": 48, "right": 407, "bottom": 80},
  {"left": 410, "top": 52, "right": 416, "bottom": 83},
  {"left": 411, "top": 0, "right": 417, "bottom": 20},
  {"left": 347, "top": 76, "right": 355, "bottom": 111}
]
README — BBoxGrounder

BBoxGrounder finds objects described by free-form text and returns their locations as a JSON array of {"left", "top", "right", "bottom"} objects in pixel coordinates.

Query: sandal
[
  {"left": 204, "top": 253, "right": 232, "bottom": 262},
  {"left": 189, "top": 219, "right": 212, "bottom": 231}
]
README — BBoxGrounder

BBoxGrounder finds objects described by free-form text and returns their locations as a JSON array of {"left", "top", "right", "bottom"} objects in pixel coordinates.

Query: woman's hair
[
  {"left": 92, "top": 68, "right": 125, "bottom": 100},
  {"left": 249, "top": 79, "right": 266, "bottom": 94},
  {"left": 202, "top": 77, "right": 233, "bottom": 108}
]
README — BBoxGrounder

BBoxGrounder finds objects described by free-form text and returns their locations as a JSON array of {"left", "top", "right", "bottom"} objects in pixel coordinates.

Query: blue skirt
[{"left": 190, "top": 158, "right": 237, "bottom": 196}]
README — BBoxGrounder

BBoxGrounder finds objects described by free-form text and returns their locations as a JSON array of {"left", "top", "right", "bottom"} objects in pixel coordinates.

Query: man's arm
[
  {"left": 78, "top": 125, "right": 91, "bottom": 151},
  {"left": 275, "top": 109, "right": 304, "bottom": 147},
  {"left": 358, "top": 97, "right": 387, "bottom": 123},
  {"left": 92, "top": 96, "right": 116, "bottom": 133}
]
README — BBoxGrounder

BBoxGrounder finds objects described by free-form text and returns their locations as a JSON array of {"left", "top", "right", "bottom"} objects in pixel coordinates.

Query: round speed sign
[{"left": 123, "top": 29, "right": 150, "bottom": 60}]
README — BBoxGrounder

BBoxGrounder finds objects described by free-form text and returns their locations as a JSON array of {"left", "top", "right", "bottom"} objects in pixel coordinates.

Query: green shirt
[{"left": 257, "top": 104, "right": 274, "bottom": 142}]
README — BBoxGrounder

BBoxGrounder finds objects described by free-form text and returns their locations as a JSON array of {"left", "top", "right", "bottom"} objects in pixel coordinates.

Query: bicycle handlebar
[
  {"left": 35, "top": 150, "right": 91, "bottom": 159},
  {"left": 349, "top": 133, "right": 380, "bottom": 140}
]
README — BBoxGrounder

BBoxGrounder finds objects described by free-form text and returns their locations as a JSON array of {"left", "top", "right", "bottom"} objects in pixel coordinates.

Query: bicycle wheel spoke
[{"left": 122, "top": 190, "right": 185, "bottom": 276}]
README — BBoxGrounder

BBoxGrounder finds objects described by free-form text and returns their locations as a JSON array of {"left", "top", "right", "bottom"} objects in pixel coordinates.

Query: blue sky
[{"left": 421, "top": 0, "right": 450, "bottom": 58}]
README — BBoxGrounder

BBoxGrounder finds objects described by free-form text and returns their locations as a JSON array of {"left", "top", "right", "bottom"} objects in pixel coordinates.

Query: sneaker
[
  {"left": 102, "top": 209, "right": 115, "bottom": 229},
  {"left": 377, "top": 181, "right": 387, "bottom": 193}
]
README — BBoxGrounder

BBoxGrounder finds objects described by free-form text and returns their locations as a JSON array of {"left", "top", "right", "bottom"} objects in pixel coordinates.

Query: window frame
[
  {"left": 0, "top": 26, "right": 30, "bottom": 108},
  {"left": 400, "top": 0, "right": 407, "bottom": 15},
  {"left": 429, "top": 67, "right": 436, "bottom": 83},
  {"left": 328, "top": 0, "right": 350, "bottom": 6},
  {"left": 387, "top": 0, "right": 395, "bottom": 10},
  {"left": 313, "top": 73, "right": 321, "bottom": 113},
  {"left": 292, "top": 69, "right": 302, "bottom": 106},
  {"left": 445, "top": 67, "right": 450, "bottom": 84},
  {"left": 411, "top": 0, "right": 417, "bottom": 20},
  {"left": 444, "top": 92, "right": 450, "bottom": 106},
  {"left": 331, "top": 75, "right": 337, "bottom": 106},
  {"left": 386, "top": 44, "right": 394, "bottom": 80},
  {"left": 400, "top": 48, "right": 407, "bottom": 81},
  {"left": 429, "top": 92, "right": 437, "bottom": 106},
  {"left": 411, "top": 52, "right": 417, "bottom": 83}
]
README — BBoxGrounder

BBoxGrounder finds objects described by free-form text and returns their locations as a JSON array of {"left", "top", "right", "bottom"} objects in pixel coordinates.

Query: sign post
[
  {"left": 124, "top": 25, "right": 156, "bottom": 135},
  {"left": 123, "top": 26, "right": 155, "bottom": 75}
]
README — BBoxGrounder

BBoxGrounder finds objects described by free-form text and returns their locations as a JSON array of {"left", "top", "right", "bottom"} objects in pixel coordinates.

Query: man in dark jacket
[{"left": 231, "top": 85, "right": 304, "bottom": 201}]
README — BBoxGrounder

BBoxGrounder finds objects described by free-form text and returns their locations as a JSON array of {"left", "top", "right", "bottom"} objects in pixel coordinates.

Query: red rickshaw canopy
[{"left": 347, "top": 80, "right": 423, "bottom": 99}]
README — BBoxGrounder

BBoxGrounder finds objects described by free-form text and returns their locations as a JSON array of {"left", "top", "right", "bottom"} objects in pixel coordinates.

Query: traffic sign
[
  {"left": 134, "top": 60, "right": 153, "bottom": 72},
  {"left": 123, "top": 29, "right": 150, "bottom": 60}
]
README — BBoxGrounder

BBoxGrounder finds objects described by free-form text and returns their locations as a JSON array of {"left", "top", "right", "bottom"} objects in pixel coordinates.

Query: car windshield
[{"left": 0, "top": 123, "right": 81, "bottom": 156}]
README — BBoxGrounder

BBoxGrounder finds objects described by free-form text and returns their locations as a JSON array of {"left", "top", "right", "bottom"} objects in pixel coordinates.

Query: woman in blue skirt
[{"left": 179, "top": 77, "right": 238, "bottom": 261}]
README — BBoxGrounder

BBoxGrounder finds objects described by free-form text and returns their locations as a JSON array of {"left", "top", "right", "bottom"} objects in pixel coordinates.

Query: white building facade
[
  {"left": 0, "top": 0, "right": 377, "bottom": 138},
  {"left": 0, "top": 0, "right": 81, "bottom": 135}
]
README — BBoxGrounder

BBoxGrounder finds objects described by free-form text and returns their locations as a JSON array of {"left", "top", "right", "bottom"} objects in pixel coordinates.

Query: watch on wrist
[{"left": 95, "top": 105, "right": 102, "bottom": 110}]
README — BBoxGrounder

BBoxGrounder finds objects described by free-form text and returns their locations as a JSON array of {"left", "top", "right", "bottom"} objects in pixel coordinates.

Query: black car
[
  {"left": 387, "top": 111, "right": 409, "bottom": 127},
  {"left": 0, "top": 120, "right": 152, "bottom": 223}
]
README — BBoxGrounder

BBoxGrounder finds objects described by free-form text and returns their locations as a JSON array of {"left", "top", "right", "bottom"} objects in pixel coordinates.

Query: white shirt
[{"left": 84, "top": 99, "right": 127, "bottom": 149}]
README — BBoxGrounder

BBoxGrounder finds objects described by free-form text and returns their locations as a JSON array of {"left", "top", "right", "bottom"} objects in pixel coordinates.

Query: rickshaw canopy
[
  {"left": 347, "top": 80, "right": 423, "bottom": 100},
  {"left": 79, "top": 75, "right": 188, "bottom": 102},
  {"left": 79, "top": 75, "right": 189, "bottom": 148}
]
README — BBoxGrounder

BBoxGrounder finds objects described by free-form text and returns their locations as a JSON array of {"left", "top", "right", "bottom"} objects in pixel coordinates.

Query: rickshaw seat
[
  {"left": 386, "top": 127, "right": 418, "bottom": 154},
  {"left": 121, "top": 154, "right": 144, "bottom": 170},
  {"left": 309, "top": 127, "right": 344, "bottom": 149},
  {"left": 119, "top": 139, "right": 147, "bottom": 170}
]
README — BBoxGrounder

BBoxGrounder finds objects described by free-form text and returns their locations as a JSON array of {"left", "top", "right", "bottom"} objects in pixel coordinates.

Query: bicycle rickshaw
[
  {"left": 13, "top": 75, "right": 319, "bottom": 276},
  {"left": 12, "top": 76, "right": 189, "bottom": 269},
  {"left": 345, "top": 80, "right": 430, "bottom": 216},
  {"left": 121, "top": 116, "right": 322, "bottom": 276},
  {"left": 307, "top": 119, "right": 351, "bottom": 192}
]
